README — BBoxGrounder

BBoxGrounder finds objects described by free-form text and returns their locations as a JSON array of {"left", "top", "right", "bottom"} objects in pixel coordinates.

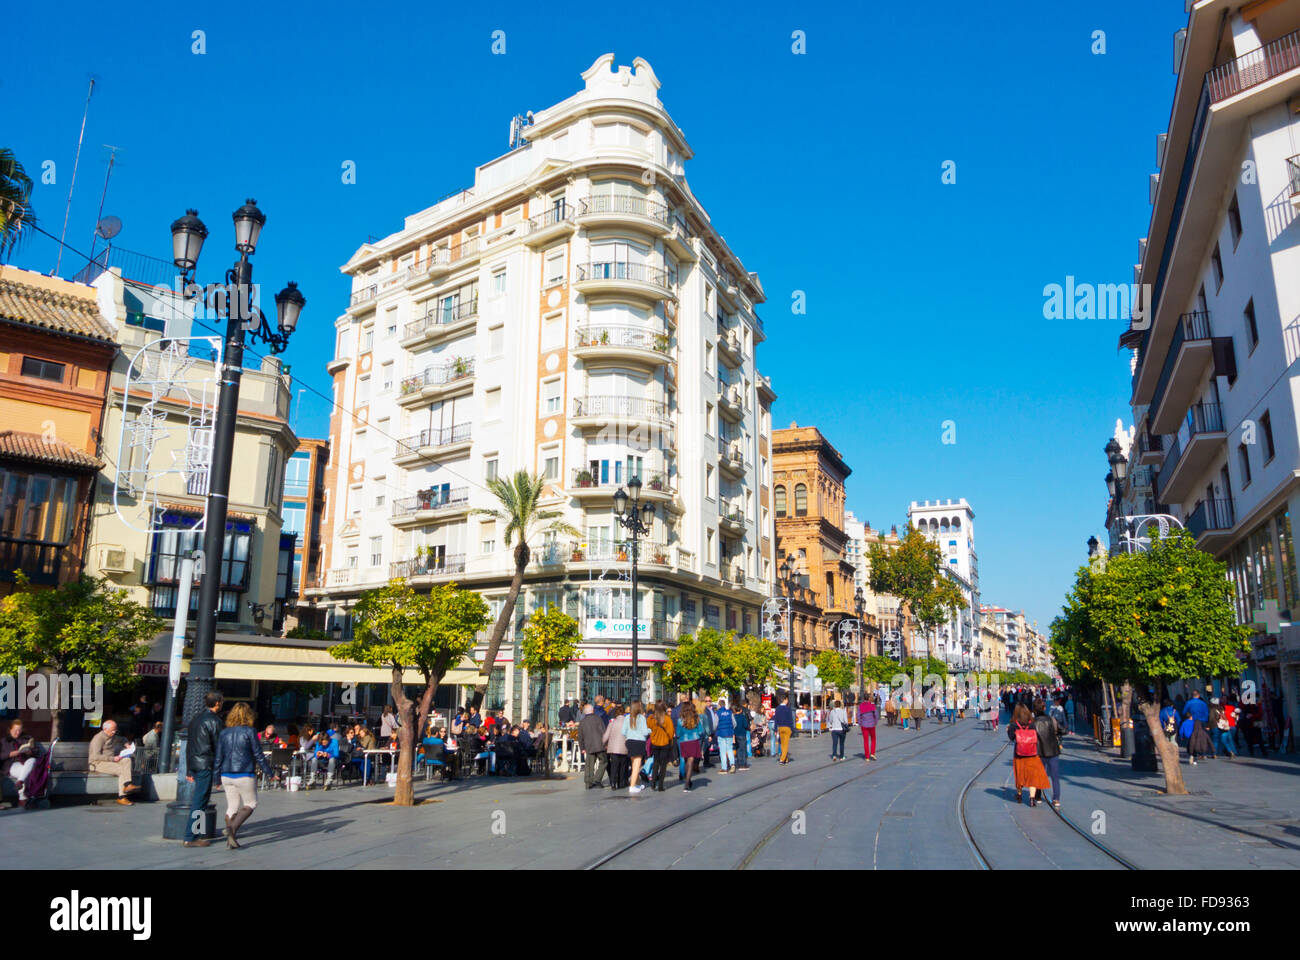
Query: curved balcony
[
  {"left": 576, "top": 195, "right": 672, "bottom": 236},
  {"left": 717, "top": 327, "right": 743, "bottom": 367},
  {"left": 571, "top": 395, "right": 672, "bottom": 430},
  {"left": 574, "top": 261, "right": 675, "bottom": 304},
  {"left": 347, "top": 284, "right": 378, "bottom": 316},
  {"left": 401, "top": 299, "right": 478, "bottom": 350},
  {"left": 572, "top": 324, "right": 674, "bottom": 368},
  {"left": 525, "top": 202, "right": 578, "bottom": 247},
  {"left": 393, "top": 423, "right": 473, "bottom": 467},
  {"left": 568, "top": 467, "right": 678, "bottom": 508},
  {"left": 664, "top": 216, "right": 697, "bottom": 262},
  {"left": 718, "top": 502, "right": 745, "bottom": 535},
  {"left": 718, "top": 439, "right": 746, "bottom": 479},
  {"left": 390, "top": 487, "right": 471, "bottom": 528},
  {"left": 397, "top": 358, "right": 475, "bottom": 408},
  {"left": 718, "top": 382, "right": 744, "bottom": 422}
]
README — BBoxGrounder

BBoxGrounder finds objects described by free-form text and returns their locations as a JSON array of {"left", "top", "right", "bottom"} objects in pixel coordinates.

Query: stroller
[{"left": 18, "top": 738, "right": 55, "bottom": 810}]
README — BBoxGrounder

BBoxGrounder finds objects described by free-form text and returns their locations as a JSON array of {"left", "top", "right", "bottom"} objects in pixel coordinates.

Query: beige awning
[{"left": 211, "top": 641, "right": 481, "bottom": 686}]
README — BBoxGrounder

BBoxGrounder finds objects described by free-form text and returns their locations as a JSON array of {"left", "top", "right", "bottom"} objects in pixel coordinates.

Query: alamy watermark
[
  {"left": 0, "top": 670, "right": 103, "bottom": 713},
  {"left": 1043, "top": 276, "right": 1152, "bottom": 325}
]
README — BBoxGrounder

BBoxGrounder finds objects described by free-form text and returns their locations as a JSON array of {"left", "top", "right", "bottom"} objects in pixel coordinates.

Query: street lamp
[
  {"left": 854, "top": 586, "right": 865, "bottom": 699},
  {"left": 613, "top": 475, "right": 655, "bottom": 702},
  {"left": 779, "top": 556, "right": 797, "bottom": 697},
  {"left": 1104, "top": 471, "right": 1116, "bottom": 499},
  {"left": 171, "top": 200, "right": 305, "bottom": 725},
  {"left": 1087, "top": 535, "right": 1100, "bottom": 559}
]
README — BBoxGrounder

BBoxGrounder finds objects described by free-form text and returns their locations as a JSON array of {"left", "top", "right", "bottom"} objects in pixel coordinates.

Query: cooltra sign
[{"left": 584, "top": 619, "right": 652, "bottom": 641}]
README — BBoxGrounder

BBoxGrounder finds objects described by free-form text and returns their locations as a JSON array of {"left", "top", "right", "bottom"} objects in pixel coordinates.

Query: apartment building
[
  {"left": 979, "top": 610, "right": 1008, "bottom": 673},
  {"left": 309, "top": 55, "right": 777, "bottom": 717},
  {"left": 980, "top": 606, "right": 1032, "bottom": 673},
  {"left": 909, "top": 498, "right": 981, "bottom": 667},
  {"left": 0, "top": 266, "right": 116, "bottom": 595},
  {"left": 280, "top": 437, "right": 329, "bottom": 633},
  {"left": 844, "top": 511, "right": 909, "bottom": 658},
  {"left": 1117, "top": 0, "right": 1300, "bottom": 724}
]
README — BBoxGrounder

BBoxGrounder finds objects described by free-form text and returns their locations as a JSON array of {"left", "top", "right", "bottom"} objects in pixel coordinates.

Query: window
[
  {"left": 381, "top": 361, "right": 394, "bottom": 391},
  {"left": 373, "top": 475, "right": 386, "bottom": 509},
  {"left": 264, "top": 446, "right": 282, "bottom": 509},
  {"left": 485, "top": 387, "right": 502, "bottom": 419},
  {"left": 370, "top": 536, "right": 383, "bottom": 567},
  {"left": 706, "top": 463, "right": 715, "bottom": 500},
  {"left": 541, "top": 312, "right": 564, "bottom": 350},
  {"left": 1244, "top": 299, "right": 1258, "bottom": 351},
  {"left": 542, "top": 450, "right": 559, "bottom": 480},
  {"left": 1211, "top": 243, "right": 1223, "bottom": 291},
  {"left": 774, "top": 485, "right": 787, "bottom": 518},
  {"left": 362, "top": 327, "right": 374, "bottom": 353},
  {"left": 283, "top": 452, "right": 311, "bottom": 497},
  {"left": 281, "top": 504, "right": 306, "bottom": 539},
  {"left": 20, "top": 357, "right": 65, "bottom": 383},
  {"left": 794, "top": 483, "right": 808, "bottom": 517},
  {"left": 1239, "top": 443, "right": 1252, "bottom": 488},
  {"left": 1261, "top": 410, "right": 1275, "bottom": 463},
  {"left": 545, "top": 249, "right": 566, "bottom": 286},
  {"left": 1228, "top": 193, "right": 1242, "bottom": 248},
  {"left": 357, "top": 375, "right": 370, "bottom": 405},
  {"left": 542, "top": 379, "right": 562, "bottom": 414},
  {"left": 484, "top": 456, "right": 499, "bottom": 482},
  {"left": 489, "top": 324, "right": 505, "bottom": 355},
  {"left": 491, "top": 268, "right": 507, "bottom": 296}
]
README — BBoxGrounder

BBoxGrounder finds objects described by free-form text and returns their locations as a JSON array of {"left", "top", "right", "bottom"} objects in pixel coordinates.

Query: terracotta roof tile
[
  {"left": 0, "top": 430, "right": 102, "bottom": 471},
  {"left": 0, "top": 276, "right": 114, "bottom": 342}
]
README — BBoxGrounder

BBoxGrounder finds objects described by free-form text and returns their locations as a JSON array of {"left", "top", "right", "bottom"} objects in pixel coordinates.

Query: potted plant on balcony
[
  {"left": 599, "top": 329, "right": 610, "bottom": 345},
  {"left": 653, "top": 333, "right": 670, "bottom": 353},
  {"left": 647, "top": 473, "right": 665, "bottom": 492},
  {"left": 653, "top": 549, "right": 669, "bottom": 565},
  {"left": 616, "top": 546, "right": 629, "bottom": 562},
  {"left": 570, "top": 546, "right": 585, "bottom": 561},
  {"left": 417, "top": 488, "right": 434, "bottom": 510},
  {"left": 453, "top": 357, "right": 470, "bottom": 377},
  {"left": 575, "top": 469, "right": 594, "bottom": 488}
]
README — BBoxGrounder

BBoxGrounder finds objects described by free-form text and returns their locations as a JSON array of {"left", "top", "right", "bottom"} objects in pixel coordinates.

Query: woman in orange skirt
[{"left": 1007, "top": 703, "right": 1050, "bottom": 806}]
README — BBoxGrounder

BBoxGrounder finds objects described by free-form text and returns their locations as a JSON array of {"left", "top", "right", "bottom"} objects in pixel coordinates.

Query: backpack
[{"left": 1013, "top": 723, "right": 1037, "bottom": 758}]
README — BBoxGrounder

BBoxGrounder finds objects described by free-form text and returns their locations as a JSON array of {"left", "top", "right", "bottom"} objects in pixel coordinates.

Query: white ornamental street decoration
[{"left": 113, "top": 336, "right": 222, "bottom": 534}]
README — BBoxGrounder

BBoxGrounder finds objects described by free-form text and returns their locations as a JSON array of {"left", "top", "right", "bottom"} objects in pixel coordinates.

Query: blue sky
[{"left": 7, "top": 0, "right": 1187, "bottom": 630}]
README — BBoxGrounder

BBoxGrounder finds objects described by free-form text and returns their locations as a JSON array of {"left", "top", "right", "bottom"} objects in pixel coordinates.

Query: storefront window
[
  {"left": 1275, "top": 509, "right": 1297, "bottom": 619},
  {"left": 527, "top": 668, "right": 561, "bottom": 725},
  {"left": 485, "top": 667, "right": 506, "bottom": 712},
  {"left": 581, "top": 665, "right": 639, "bottom": 704}
]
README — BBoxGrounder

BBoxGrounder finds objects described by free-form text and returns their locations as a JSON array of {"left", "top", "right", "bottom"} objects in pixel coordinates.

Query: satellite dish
[{"left": 95, "top": 215, "right": 122, "bottom": 240}]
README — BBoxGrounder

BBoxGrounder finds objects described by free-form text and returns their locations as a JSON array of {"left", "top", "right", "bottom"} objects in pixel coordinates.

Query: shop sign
[{"left": 584, "top": 619, "right": 652, "bottom": 641}]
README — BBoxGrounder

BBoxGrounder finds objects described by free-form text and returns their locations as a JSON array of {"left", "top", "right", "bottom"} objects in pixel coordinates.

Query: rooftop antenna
[
  {"left": 88, "top": 144, "right": 123, "bottom": 264},
  {"left": 55, "top": 76, "right": 97, "bottom": 276}
]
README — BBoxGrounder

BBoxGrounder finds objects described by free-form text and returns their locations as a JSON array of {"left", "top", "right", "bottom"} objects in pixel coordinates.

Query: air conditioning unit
[{"left": 99, "top": 547, "right": 130, "bottom": 573}]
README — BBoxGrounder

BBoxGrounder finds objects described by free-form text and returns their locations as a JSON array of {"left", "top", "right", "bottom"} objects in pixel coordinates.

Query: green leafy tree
[
  {"left": 332, "top": 580, "right": 489, "bottom": 806},
  {"left": 0, "top": 575, "right": 162, "bottom": 740},
  {"left": 730, "top": 633, "right": 788, "bottom": 710},
  {"left": 868, "top": 524, "right": 966, "bottom": 660},
  {"left": 470, "top": 471, "right": 579, "bottom": 706},
  {"left": 662, "top": 628, "right": 740, "bottom": 697},
  {"left": 0, "top": 148, "right": 36, "bottom": 260},
  {"left": 862, "top": 655, "right": 902, "bottom": 687},
  {"left": 1050, "top": 530, "right": 1248, "bottom": 795},
  {"left": 812, "top": 649, "right": 855, "bottom": 694},
  {"left": 517, "top": 604, "right": 581, "bottom": 778}
]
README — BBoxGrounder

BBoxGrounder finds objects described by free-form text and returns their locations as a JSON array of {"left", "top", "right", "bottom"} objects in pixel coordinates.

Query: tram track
[{"left": 585, "top": 719, "right": 970, "bottom": 870}]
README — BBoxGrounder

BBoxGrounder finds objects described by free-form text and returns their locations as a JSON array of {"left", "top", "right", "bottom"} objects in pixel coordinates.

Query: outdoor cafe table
[{"left": 362, "top": 748, "right": 397, "bottom": 786}]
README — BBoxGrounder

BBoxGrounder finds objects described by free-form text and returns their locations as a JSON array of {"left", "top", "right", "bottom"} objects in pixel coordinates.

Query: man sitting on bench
[{"left": 89, "top": 720, "right": 140, "bottom": 805}]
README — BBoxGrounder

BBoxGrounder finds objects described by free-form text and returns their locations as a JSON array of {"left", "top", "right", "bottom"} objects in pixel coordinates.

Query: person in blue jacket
[{"left": 774, "top": 695, "right": 795, "bottom": 764}]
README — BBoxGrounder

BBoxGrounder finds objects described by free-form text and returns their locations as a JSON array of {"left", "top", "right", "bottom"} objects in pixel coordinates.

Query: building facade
[
  {"left": 309, "top": 55, "right": 777, "bottom": 719},
  {"left": 909, "top": 498, "right": 981, "bottom": 667},
  {"left": 0, "top": 266, "right": 116, "bottom": 595},
  {"left": 1117, "top": 0, "right": 1300, "bottom": 727},
  {"left": 845, "top": 511, "right": 909, "bottom": 659},
  {"left": 82, "top": 264, "right": 298, "bottom": 636},
  {"left": 280, "top": 437, "right": 329, "bottom": 633}
]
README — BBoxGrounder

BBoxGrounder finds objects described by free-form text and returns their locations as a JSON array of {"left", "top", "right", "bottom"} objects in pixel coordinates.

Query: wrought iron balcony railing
[
  {"left": 391, "top": 486, "right": 469, "bottom": 518},
  {"left": 401, "top": 358, "right": 475, "bottom": 394},
  {"left": 575, "top": 261, "right": 672, "bottom": 291},
  {"left": 1207, "top": 29, "right": 1300, "bottom": 103},
  {"left": 572, "top": 395, "right": 670, "bottom": 420},
  {"left": 397, "top": 423, "right": 472, "bottom": 453},
  {"left": 403, "top": 299, "right": 479, "bottom": 340}
]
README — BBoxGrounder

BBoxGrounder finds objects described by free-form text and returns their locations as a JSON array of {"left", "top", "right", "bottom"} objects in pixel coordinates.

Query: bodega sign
[{"left": 584, "top": 619, "right": 651, "bottom": 641}]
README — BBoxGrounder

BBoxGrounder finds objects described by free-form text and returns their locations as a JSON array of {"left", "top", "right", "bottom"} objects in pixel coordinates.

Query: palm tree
[
  {"left": 471, "top": 470, "right": 579, "bottom": 706},
  {"left": 0, "top": 149, "right": 36, "bottom": 261}
]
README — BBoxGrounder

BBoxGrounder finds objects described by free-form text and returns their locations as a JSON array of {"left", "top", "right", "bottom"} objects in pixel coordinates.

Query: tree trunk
[
  {"left": 49, "top": 708, "right": 63, "bottom": 744},
  {"left": 391, "top": 666, "right": 416, "bottom": 807},
  {"left": 1138, "top": 696, "right": 1188, "bottom": 795},
  {"left": 474, "top": 544, "right": 529, "bottom": 707},
  {"left": 542, "top": 680, "right": 553, "bottom": 778}
]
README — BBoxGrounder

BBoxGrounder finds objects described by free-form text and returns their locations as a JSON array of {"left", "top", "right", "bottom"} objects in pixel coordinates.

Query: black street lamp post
[
  {"left": 780, "top": 556, "right": 797, "bottom": 699},
  {"left": 854, "top": 586, "right": 865, "bottom": 701},
  {"left": 613, "top": 476, "right": 655, "bottom": 703},
  {"left": 170, "top": 201, "right": 305, "bottom": 725}
]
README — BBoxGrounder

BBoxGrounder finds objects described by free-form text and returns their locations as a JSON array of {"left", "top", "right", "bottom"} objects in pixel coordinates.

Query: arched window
[
  {"left": 952, "top": 517, "right": 962, "bottom": 530},
  {"left": 774, "top": 485, "right": 787, "bottom": 518},
  {"left": 794, "top": 483, "right": 808, "bottom": 516}
]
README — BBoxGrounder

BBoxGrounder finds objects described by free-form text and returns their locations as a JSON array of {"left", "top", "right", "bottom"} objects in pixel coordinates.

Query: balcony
[
  {"left": 393, "top": 423, "right": 473, "bottom": 467},
  {"left": 571, "top": 395, "right": 671, "bottom": 429},
  {"left": 347, "top": 284, "right": 378, "bottom": 314},
  {"left": 390, "top": 486, "right": 471, "bottom": 527},
  {"left": 1137, "top": 430, "right": 1164, "bottom": 465},
  {"left": 1207, "top": 29, "right": 1300, "bottom": 104},
  {"left": 565, "top": 539, "right": 667, "bottom": 566},
  {"left": 568, "top": 468, "right": 677, "bottom": 507},
  {"left": 1155, "top": 402, "right": 1227, "bottom": 505},
  {"left": 1188, "top": 497, "right": 1235, "bottom": 547},
  {"left": 406, "top": 237, "right": 482, "bottom": 289},
  {"left": 389, "top": 553, "right": 467, "bottom": 581},
  {"left": 1149, "top": 312, "right": 1235, "bottom": 433},
  {"left": 397, "top": 358, "right": 475, "bottom": 407},
  {"left": 572, "top": 324, "right": 674, "bottom": 368},
  {"left": 718, "top": 502, "right": 745, "bottom": 535},
  {"left": 717, "top": 327, "right": 743, "bottom": 367},
  {"left": 756, "top": 372, "right": 776, "bottom": 404},
  {"left": 576, "top": 195, "right": 672, "bottom": 236},
  {"left": 1289, "top": 154, "right": 1300, "bottom": 212},
  {"left": 718, "top": 381, "right": 744, "bottom": 422},
  {"left": 664, "top": 215, "right": 696, "bottom": 262},
  {"left": 0, "top": 539, "right": 64, "bottom": 585},
  {"left": 573, "top": 261, "right": 675, "bottom": 304},
  {"left": 525, "top": 202, "right": 578, "bottom": 247},
  {"left": 718, "top": 438, "right": 745, "bottom": 479},
  {"left": 401, "top": 299, "right": 478, "bottom": 349}
]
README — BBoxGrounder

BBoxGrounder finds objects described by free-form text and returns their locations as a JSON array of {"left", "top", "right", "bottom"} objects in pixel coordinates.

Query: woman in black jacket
[
  {"left": 214, "top": 702, "right": 276, "bottom": 849},
  {"left": 1032, "top": 698, "right": 1064, "bottom": 809}
]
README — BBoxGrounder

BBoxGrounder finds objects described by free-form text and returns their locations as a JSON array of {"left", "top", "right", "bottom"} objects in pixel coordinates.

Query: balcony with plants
[
  {"left": 572, "top": 324, "right": 674, "bottom": 368},
  {"left": 398, "top": 357, "right": 475, "bottom": 406}
]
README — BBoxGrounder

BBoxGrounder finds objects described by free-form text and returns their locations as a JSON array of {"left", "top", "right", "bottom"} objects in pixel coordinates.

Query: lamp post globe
[
  {"left": 232, "top": 198, "right": 266, "bottom": 255},
  {"left": 170, "top": 209, "right": 208, "bottom": 275}
]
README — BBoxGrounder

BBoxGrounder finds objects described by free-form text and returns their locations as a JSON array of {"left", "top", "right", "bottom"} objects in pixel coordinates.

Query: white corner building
[
  {"left": 308, "top": 55, "right": 778, "bottom": 718},
  {"left": 908, "top": 498, "right": 981, "bottom": 668}
]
